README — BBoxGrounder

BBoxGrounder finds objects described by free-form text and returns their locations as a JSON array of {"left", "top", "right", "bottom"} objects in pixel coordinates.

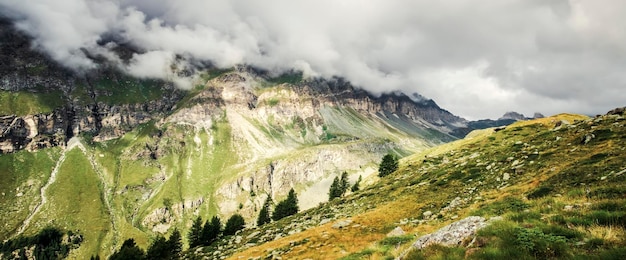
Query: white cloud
[{"left": 1, "top": 0, "right": 625, "bottom": 119}]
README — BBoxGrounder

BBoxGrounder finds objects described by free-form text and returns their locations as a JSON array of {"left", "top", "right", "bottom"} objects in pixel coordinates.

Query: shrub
[
  {"left": 378, "top": 235, "right": 415, "bottom": 246},
  {"left": 514, "top": 227, "right": 568, "bottom": 258}
]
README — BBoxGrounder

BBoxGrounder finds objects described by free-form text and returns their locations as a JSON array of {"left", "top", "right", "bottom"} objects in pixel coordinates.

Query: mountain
[
  {"left": 451, "top": 111, "right": 546, "bottom": 138},
  {"left": 0, "top": 19, "right": 475, "bottom": 259},
  {"left": 187, "top": 109, "right": 626, "bottom": 259}
]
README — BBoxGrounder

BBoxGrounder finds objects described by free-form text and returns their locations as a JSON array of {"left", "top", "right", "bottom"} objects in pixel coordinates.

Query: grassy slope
[
  {"left": 0, "top": 90, "right": 64, "bottom": 116},
  {"left": 211, "top": 112, "right": 626, "bottom": 259},
  {"left": 26, "top": 148, "right": 111, "bottom": 259},
  {"left": 0, "top": 148, "right": 60, "bottom": 239}
]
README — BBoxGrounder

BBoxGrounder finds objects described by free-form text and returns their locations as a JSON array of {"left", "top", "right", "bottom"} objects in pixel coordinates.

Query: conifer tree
[
  {"left": 257, "top": 196, "right": 272, "bottom": 226},
  {"left": 224, "top": 214, "right": 245, "bottom": 236},
  {"left": 378, "top": 153, "right": 398, "bottom": 177},
  {"left": 146, "top": 235, "right": 168, "bottom": 260},
  {"left": 168, "top": 228, "right": 182, "bottom": 258},
  {"left": 201, "top": 216, "right": 221, "bottom": 245},
  {"left": 339, "top": 171, "right": 349, "bottom": 195},
  {"left": 272, "top": 188, "right": 299, "bottom": 221},
  {"left": 110, "top": 239, "right": 145, "bottom": 260},
  {"left": 188, "top": 216, "right": 203, "bottom": 247},
  {"left": 351, "top": 175, "right": 362, "bottom": 192},
  {"left": 328, "top": 176, "right": 342, "bottom": 200}
]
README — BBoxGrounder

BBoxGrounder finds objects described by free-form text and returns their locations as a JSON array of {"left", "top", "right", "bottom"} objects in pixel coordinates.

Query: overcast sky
[{"left": 1, "top": 0, "right": 625, "bottom": 119}]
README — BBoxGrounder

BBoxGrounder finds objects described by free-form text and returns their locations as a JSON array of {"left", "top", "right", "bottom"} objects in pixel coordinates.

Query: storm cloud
[{"left": 1, "top": 0, "right": 625, "bottom": 119}]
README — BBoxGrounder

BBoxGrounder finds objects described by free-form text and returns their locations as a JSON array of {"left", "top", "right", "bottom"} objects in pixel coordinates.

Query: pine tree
[
  {"left": 351, "top": 175, "right": 362, "bottom": 192},
  {"left": 146, "top": 235, "right": 168, "bottom": 260},
  {"left": 271, "top": 188, "right": 299, "bottom": 221},
  {"left": 167, "top": 228, "right": 182, "bottom": 258},
  {"left": 328, "top": 176, "right": 342, "bottom": 200},
  {"left": 378, "top": 153, "right": 398, "bottom": 177},
  {"left": 188, "top": 216, "right": 203, "bottom": 247},
  {"left": 201, "top": 216, "right": 222, "bottom": 245},
  {"left": 224, "top": 214, "right": 246, "bottom": 236},
  {"left": 256, "top": 196, "right": 272, "bottom": 226},
  {"left": 340, "top": 171, "right": 349, "bottom": 195},
  {"left": 110, "top": 239, "right": 145, "bottom": 260}
]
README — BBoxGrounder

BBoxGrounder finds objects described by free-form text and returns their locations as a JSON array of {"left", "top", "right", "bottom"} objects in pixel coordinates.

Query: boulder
[
  {"left": 387, "top": 226, "right": 406, "bottom": 237},
  {"left": 412, "top": 216, "right": 488, "bottom": 249}
]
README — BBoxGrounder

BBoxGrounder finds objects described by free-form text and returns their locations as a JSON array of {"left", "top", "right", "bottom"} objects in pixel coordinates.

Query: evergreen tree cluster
[
  {"left": 254, "top": 188, "right": 300, "bottom": 226},
  {"left": 329, "top": 172, "right": 362, "bottom": 200},
  {"left": 378, "top": 153, "right": 399, "bottom": 177},
  {"left": 271, "top": 188, "right": 299, "bottom": 221},
  {"left": 329, "top": 172, "right": 350, "bottom": 200},
  {"left": 188, "top": 214, "right": 247, "bottom": 248},
  {"left": 109, "top": 229, "right": 182, "bottom": 260},
  {"left": 0, "top": 227, "right": 80, "bottom": 260}
]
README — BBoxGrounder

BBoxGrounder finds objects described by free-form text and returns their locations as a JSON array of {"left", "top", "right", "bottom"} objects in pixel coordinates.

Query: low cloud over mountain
[{"left": 1, "top": 0, "right": 625, "bottom": 119}]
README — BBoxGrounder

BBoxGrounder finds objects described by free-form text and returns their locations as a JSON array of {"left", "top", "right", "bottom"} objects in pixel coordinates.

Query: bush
[
  {"left": 515, "top": 227, "right": 568, "bottom": 258},
  {"left": 378, "top": 235, "right": 414, "bottom": 246},
  {"left": 476, "top": 220, "right": 570, "bottom": 259}
]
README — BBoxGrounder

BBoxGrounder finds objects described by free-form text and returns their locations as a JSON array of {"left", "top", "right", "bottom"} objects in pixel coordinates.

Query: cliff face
[{"left": 0, "top": 17, "right": 185, "bottom": 154}]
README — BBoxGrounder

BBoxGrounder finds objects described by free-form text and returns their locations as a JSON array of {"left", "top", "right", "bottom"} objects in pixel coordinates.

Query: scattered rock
[
  {"left": 423, "top": 211, "right": 433, "bottom": 219},
  {"left": 564, "top": 205, "right": 574, "bottom": 211},
  {"left": 387, "top": 227, "right": 406, "bottom": 237},
  {"left": 319, "top": 218, "right": 331, "bottom": 225},
  {"left": 247, "top": 231, "right": 261, "bottom": 239},
  {"left": 502, "top": 173, "right": 510, "bottom": 181},
  {"left": 332, "top": 219, "right": 353, "bottom": 229}
]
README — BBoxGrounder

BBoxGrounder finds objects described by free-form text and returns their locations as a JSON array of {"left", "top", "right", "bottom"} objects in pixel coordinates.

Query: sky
[{"left": 0, "top": 0, "right": 625, "bottom": 120}]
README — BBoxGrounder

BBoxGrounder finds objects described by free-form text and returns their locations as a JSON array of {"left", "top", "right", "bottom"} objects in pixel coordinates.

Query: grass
[
  {"left": 0, "top": 148, "right": 61, "bottom": 239},
  {"left": 0, "top": 90, "right": 64, "bottom": 116},
  {"left": 27, "top": 149, "right": 111, "bottom": 259},
  {"left": 91, "top": 77, "right": 165, "bottom": 105}
]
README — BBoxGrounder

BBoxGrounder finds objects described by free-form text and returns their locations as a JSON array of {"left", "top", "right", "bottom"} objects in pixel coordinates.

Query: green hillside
[{"left": 191, "top": 111, "right": 626, "bottom": 259}]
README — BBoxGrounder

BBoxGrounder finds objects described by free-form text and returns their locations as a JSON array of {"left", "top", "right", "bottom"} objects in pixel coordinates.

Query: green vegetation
[
  {"left": 0, "top": 148, "right": 60, "bottom": 239},
  {"left": 0, "top": 90, "right": 64, "bottom": 116},
  {"left": 188, "top": 217, "right": 203, "bottom": 248},
  {"left": 329, "top": 172, "right": 350, "bottom": 200},
  {"left": 351, "top": 175, "right": 362, "bottom": 192},
  {"left": 201, "top": 216, "right": 222, "bottom": 246},
  {"left": 272, "top": 188, "right": 299, "bottom": 221},
  {"left": 267, "top": 71, "right": 303, "bottom": 85},
  {"left": 0, "top": 227, "right": 80, "bottom": 259},
  {"left": 26, "top": 149, "right": 111, "bottom": 259},
  {"left": 224, "top": 214, "right": 245, "bottom": 236},
  {"left": 256, "top": 196, "right": 272, "bottom": 227},
  {"left": 89, "top": 77, "right": 166, "bottom": 105},
  {"left": 378, "top": 153, "right": 398, "bottom": 177}
]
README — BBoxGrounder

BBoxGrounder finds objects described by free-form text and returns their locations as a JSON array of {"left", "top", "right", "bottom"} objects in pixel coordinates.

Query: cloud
[{"left": 1, "top": 0, "right": 625, "bottom": 119}]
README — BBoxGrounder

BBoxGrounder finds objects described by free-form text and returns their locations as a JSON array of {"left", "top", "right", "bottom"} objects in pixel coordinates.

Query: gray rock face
[{"left": 412, "top": 216, "right": 488, "bottom": 249}]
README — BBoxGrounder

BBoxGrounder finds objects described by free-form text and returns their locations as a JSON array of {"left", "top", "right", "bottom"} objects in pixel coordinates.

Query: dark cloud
[{"left": 1, "top": 0, "right": 624, "bottom": 119}]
